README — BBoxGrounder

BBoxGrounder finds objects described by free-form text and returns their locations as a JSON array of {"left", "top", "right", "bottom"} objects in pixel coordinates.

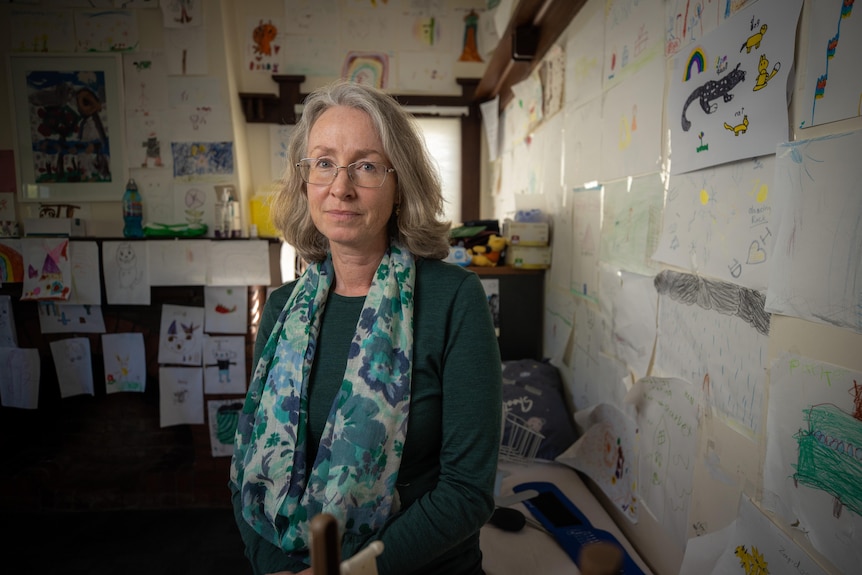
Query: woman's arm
[{"left": 371, "top": 271, "right": 503, "bottom": 574}]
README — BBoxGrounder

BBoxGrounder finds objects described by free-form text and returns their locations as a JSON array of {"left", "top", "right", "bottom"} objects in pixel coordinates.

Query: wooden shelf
[{"left": 475, "top": 0, "right": 586, "bottom": 110}]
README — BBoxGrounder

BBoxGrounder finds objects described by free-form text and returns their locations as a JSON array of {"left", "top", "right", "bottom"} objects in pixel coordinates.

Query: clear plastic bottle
[{"left": 122, "top": 178, "right": 144, "bottom": 238}]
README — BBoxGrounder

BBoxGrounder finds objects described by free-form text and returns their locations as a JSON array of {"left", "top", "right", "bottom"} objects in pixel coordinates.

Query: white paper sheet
[
  {"left": 664, "top": 0, "right": 722, "bottom": 57},
  {"left": 653, "top": 270, "right": 769, "bottom": 435},
  {"left": 762, "top": 352, "right": 862, "bottom": 575},
  {"left": 0, "top": 348, "right": 40, "bottom": 409},
  {"left": 564, "top": 0, "right": 604, "bottom": 107},
  {"left": 38, "top": 303, "right": 106, "bottom": 334},
  {"left": 204, "top": 286, "right": 248, "bottom": 335},
  {"left": 570, "top": 185, "right": 602, "bottom": 302},
  {"left": 653, "top": 154, "right": 776, "bottom": 291},
  {"left": 629, "top": 376, "right": 702, "bottom": 549},
  {"left": 667, "top": 0, "right": 803, "bottom": 175},
  {"left": 103, "top": 240, "right": 151, "bottom": 305},
  {"left": 600, "top": 57, "right": 665, "bottom": 181},
  {"left": 21, "top": 237, "right": 72, "bottom": 301},
  {"left": 0, "top": 295, "right": 19, "bottom": 348},
  {"left": 203, "top": 335, "right": 247, "bottom": 395},
  {"left": 799, "top": 0, "right": 862, "bottom": 129},
  {"left": 158, "top": 304, "right": 205, "bottom": 366},
  {"left": 599, "top": 173, "right": 665, "bottom": 276},
  {"left": 50, "top": 337, "right": 94, "bottom": 398},
  {"left": 711, "top": 494, "right": 830, "bottom": 575},
  {"left": 147, "top": 240, "right": 209, "bottom": 286},
  {"left": 562, "top": 97, "right": 602, "bottom": 189},
  {"left": 67, "top": 241, "right": 102, "bottom": 305},
  {"left": 207, "top": 398, "right": 243, "bottom": 457},
  {"left": 207, "top": 240, "right": 271, "bottom": 286},
  {"left": 159, "top": 367, "right": 204, "bottom": 427},
  {"left": 101, "top": 332, "right": 147, "bottom": 394},
  {"left": 556, "top": 402, "right": 639, "bottom": 522},
  {"left": 766, "top": 129, "right": 862, "bottom": 335},
  {"left": 603, "top": 0, "right": 665, "bottom": 88}
]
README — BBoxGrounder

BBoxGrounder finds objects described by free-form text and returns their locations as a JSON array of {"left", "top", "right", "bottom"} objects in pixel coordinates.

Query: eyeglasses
[{"left": 296, "top": 158, "right": 396, "bottom": 188}]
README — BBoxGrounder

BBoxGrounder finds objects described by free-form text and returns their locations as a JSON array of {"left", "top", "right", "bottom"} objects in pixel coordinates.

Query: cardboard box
[
  {"left": 505, "top": 245, "right": 551, "bottom": 269},
  {"left": 503, "top": 221, "right": 549, "bottom": 246}
]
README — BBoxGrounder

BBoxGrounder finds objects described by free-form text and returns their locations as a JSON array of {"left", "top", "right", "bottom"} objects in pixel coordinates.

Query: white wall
[{"left": 487, "top": 1, "right": 862, "bottom": 574}]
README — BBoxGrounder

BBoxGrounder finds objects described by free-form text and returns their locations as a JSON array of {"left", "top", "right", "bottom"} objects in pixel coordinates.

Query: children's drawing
[
  {"left": 147, "top": 239, "right": 208, "bottom": 285},
  {"left": 66, "top": 241, "right": 101, "bottom": 305},
  {"left": 0, "top": 348, "right": 40, "bottom": 409},
  {"left": 556, "top": 402, "right": 639, "bottom": 522},
  {"left": 207, "top": 399, "right": 243, "bottom": 457},
  {"left": 766, "top": 129, "right": 862, "bottom": 334},
  {"left": 604, "top": 0, "right": 664, "bottom": 87},
  {"left": 0, "top": 239, "right": 24, "bottom": 283},
  {"left": 654, "top": 155, "right": 775, "bottom": 291},
  {"left": 800, "top": 0, "right": 860, "bottom": 128},
  {"left": 164, "top": 25, "right": 208, "bottom": 75},
  {"left": 10, "top": 8, "right": 76, "bottom": 53},
  {"left": 665, "top": 0, "right": 722, "bottom": 57},
  {"left": 102, "top": 332, "right": 146, "bottom": 393},
  {"left": 103, "top": 240, "right": 150, "bottom": 305},
  {"left": 0, "top": 295, "right": 18, "bottom": 348},
  {"left": 38, "top": 303, "right": 106, "bottom": 334},
  {"left": 161, "top": 0, "right": 200, "bottom": 28},
  {"left": 203, "top": 335, "right": 246, "bottom": 394},
  {"left": 49, "top": 337, "right": 94, "bottom": 398},
  {"left": 342, "top": 51, "right": 389, "bottom": 89},
  {"left": 668, "top": 0, "right": 803, "bottom": 174},
  {"left": 158, "top": 367, "right": 204, "bottom": 428},
  {"left": 680, "top": 63, "right": 746, "bottom": 132},
  {"left": 269, "top": 124, "right": 294, "bottom": 181},
  {"left": 457, "top": 9, "right": 482, "bottom": 62},
  {"left": 21, "top": 237, "right": 71, "bottom": 301},
  {"left": 171, "top": 142, "right": 234, "bottom": 178},
  {"left": 74, "top": 10, "right": 139, "bottom": 52},
  {"left": 564, "top": 0, "right": 604, "bottom": 106},
  {"left": 599, "top": 173, "right": 664, "bottom": 276},
  {"left": 653, "top": 269, "right": 769, "bottom": 434},
  {"left": 158, "top": 304, "right": 205, "bottom": 365},
  {"left": 764, "top": 353, "right": 861, "bottom": 575},
  {"left": 207, "top": 241, "right": 271, "bottom": 287},
  {"left": 204, "top": 286, "right": 248, "bottom": 334},
  {"left": 247, "top": 17, "right": 281, "bottom": 73},
  {"left": 631, "top": 376, "right": 701, "bottom": 548}
]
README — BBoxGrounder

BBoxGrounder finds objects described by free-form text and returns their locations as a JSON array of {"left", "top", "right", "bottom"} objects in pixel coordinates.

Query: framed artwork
[{"left": 8, "top": 53, "right": 126, "bottom": 202}]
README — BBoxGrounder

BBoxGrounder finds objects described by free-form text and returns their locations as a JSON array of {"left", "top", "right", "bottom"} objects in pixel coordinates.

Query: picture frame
[{"left": 8, "top": 53, "right": 126, "bottom": 203}]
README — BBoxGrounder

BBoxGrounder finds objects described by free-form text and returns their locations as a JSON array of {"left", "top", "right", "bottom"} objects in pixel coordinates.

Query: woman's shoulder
[
  {"left": 265, "top": 280, "right": 297, "bottom": 311},
  {"left": 415, "top": 259, "right": 484, "bottom": 299}
]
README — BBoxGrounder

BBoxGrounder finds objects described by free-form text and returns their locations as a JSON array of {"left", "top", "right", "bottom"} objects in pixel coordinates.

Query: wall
[{"left": 486, "top": 1, "right": 862, "bottom": 575}]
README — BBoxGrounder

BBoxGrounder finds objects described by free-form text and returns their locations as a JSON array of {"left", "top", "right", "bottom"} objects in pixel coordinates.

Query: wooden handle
[{"left": 310, "top": 513, "right": 341, "bottom": 575}]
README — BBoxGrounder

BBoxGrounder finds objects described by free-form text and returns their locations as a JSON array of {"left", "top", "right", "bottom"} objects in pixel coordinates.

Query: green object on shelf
[{"left": 143, "top": 222, "right": 208, "bottom": 238}]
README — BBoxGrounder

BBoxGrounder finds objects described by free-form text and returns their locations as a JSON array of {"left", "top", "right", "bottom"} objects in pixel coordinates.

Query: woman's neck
[{"left": 330, "top": 248, "right": 385, "bottom": 297}]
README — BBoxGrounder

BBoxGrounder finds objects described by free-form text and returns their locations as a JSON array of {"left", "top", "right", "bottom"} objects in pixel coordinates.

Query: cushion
[{"left": 501, "top": 359, "right": 578, "bottom": 460}]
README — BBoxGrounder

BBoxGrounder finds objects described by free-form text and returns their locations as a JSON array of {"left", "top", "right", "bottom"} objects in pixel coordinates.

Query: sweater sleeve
[{"left": 372, "top": 271, "right": 503, "bottom": 574}]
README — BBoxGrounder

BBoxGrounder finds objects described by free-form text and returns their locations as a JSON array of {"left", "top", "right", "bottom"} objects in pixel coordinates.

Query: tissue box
[
  {"left": 503, "top": 221, "right": 549, "bottom": 246},
  {"left": 505, "top": 245, "right": 551, "bottom": 269}
]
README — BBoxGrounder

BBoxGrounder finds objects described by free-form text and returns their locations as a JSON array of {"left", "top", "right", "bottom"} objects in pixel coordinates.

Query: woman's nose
[{"left": 329, "top": 167, "right": 355, "bottom": 198}]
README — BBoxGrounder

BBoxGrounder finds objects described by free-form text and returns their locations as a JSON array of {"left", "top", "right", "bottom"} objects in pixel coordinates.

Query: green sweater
[{"left": 231, "top": 258, "right": 502, "bottom": 575}]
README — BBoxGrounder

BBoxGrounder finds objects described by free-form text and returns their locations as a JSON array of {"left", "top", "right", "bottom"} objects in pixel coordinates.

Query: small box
[
  {"left": 503, "top": 221, "right": 549, "bottom": 246},
  {"left": 505, "top": 245, "right": 551, "bottom": 269},
  {"left": 23, "top": 217, "right": 72, "bottom": 236}
]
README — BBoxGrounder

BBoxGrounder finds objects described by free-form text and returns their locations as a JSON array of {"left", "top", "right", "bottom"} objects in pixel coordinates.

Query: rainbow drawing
[
  {"left": 0, "top": 240, "right": 24, "bottom": 283},
  {"left": 684, "top": 47, "right": 706, "bottom": 81}
]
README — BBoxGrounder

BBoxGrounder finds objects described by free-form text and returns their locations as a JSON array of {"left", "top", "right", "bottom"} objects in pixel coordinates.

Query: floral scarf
[{"left": 231, "top": 243, "right": 415, "bottom": 551}]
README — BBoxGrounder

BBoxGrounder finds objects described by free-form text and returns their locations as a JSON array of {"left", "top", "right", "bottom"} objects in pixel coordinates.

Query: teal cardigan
[{"left": 231, "top": 258, "right": 502, "bottom": 575}]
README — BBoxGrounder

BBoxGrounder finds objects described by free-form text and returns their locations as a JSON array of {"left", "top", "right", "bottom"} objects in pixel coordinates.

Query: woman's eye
[
  {"left": 357, "top": 162, "right": 376, "bottom": 172},
  {"left": 316, "top": 159, "right": 334, "bottom": 169}
]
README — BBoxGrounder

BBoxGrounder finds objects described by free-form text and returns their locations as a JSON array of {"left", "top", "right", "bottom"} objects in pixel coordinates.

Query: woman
[{"left": 230, "top": 79, "right": 502, "bottom": 575}]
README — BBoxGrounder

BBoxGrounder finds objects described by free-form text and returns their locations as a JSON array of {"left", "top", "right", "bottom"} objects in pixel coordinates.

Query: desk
[{"left": 481, "top": 460, "right": 653, "bottom": 575}]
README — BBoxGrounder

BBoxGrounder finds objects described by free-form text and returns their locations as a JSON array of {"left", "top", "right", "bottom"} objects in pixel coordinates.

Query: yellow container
[{"left": 250, "top": 194, "right": 280, "bottom": 238}]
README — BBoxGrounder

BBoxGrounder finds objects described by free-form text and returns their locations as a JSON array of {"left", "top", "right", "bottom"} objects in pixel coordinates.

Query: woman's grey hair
[{"left": 270, "top": 79, "right": 452, "bottom": 263}]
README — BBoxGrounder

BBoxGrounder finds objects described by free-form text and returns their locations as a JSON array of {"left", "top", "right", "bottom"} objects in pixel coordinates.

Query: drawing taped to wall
[
  {"left": 665, "top": 0, "right": 722, "bottom": 57},
  {"left": 159, "top": 366, "right": 204, "bottom": 428},
  {"left": 158, "top": 304, "right": 205, "bottom": 366},
  {"left": 103, "top": 240, "right": 150, "bottom": 305},
  {"left": 653, "top": 154, "right": 776, "bottom": 291},
  {"left": 101, "top": 332, "right": 146, "bottom": 393},
  {"left": 766, "top": 129, "right": 862, "bottom": 335},
  {"left": 21, "top": 237, "right": 71, "bottom": 301},
  {"left": 0, "top": 348, "right": 40, "bottom": 409},
  {"left": 653, "top": 269, "right": 770, "bottom": 435},
  {"left": 171, "top": 142, "right": 234, "bottom": 179},
  {"left": 0, "top": 239, "right": 24, "bottom": 283},
  {"left": 667, "top": 0, "right": 802, "bottom": 175},
  {"left": 764, "top": 352, "right": 862, "bottom": 575},
  {"left": 800, "top": 0, "right": 861, "bottom": 128},
  {"left": 342, "top": 51, "right": 389, "bottom": 89},
  {"left": 247, "top": 17, "right": 281, "bottom": 73},
  {"left": 207, "top": 399, "right": 243, "bottom": 457},
  {"left": 203, "top": 335, "right": 246, "bottom": 394}
]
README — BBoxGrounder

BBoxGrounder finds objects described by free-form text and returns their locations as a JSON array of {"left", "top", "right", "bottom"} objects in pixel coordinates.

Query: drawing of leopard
[{"left": 681, "top": 63, "right": 746, "bottom": 131}]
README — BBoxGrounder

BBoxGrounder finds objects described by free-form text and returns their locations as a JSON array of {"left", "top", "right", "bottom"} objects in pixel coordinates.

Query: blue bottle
[{"left": 122, "top": 178, "right": 144, "bottom": 238}]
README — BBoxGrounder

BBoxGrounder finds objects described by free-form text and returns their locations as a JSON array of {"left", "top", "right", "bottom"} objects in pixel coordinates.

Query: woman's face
[{"left": 304, "top": 106, "right": 397, "bottom": 256}]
